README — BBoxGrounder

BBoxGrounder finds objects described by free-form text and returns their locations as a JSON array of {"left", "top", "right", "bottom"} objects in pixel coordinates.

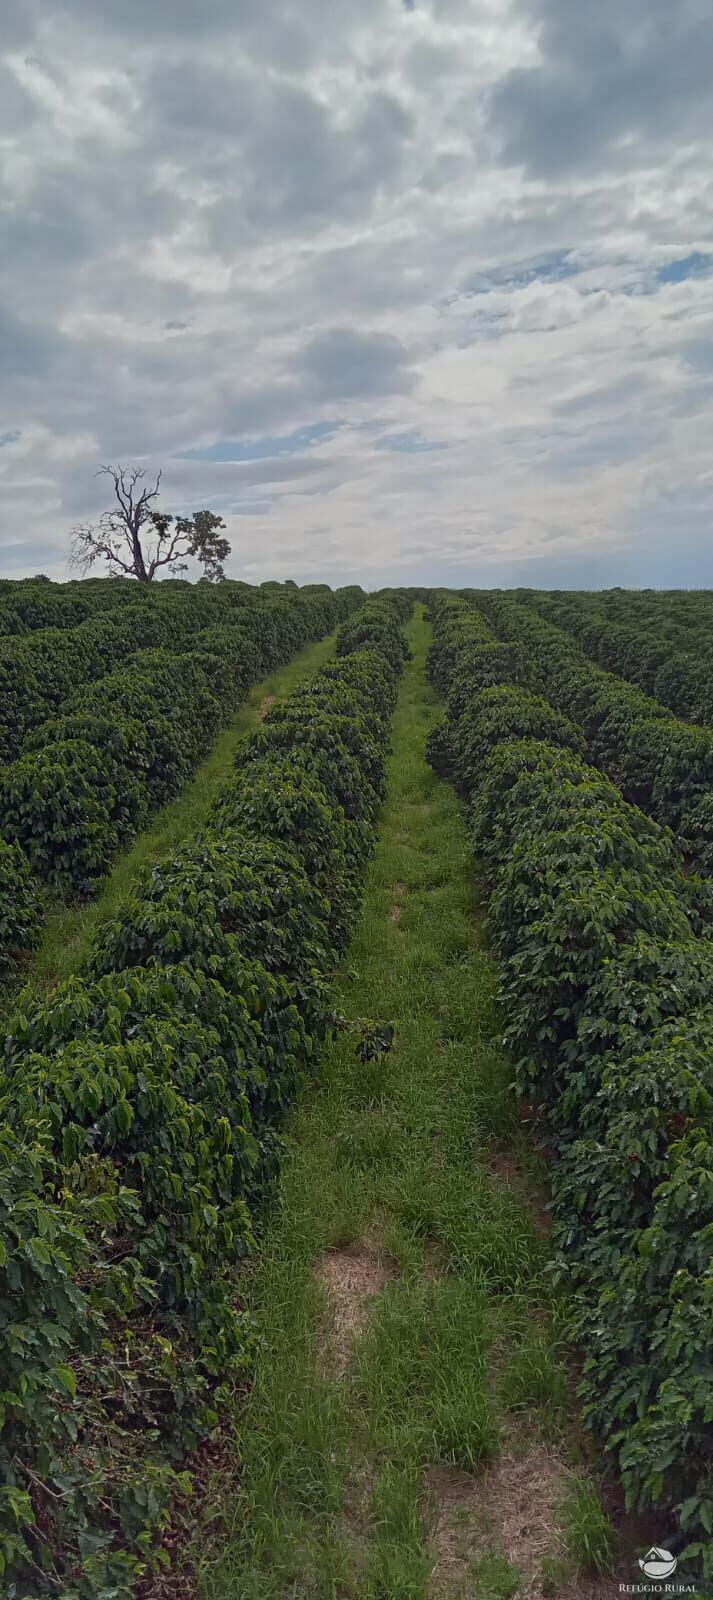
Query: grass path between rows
[
  {"left": 4, "top": 630, "right": 336, "bottom": 1009},
  {"left": 192, "top": 608, "right": 625, "bottom": 1600}
]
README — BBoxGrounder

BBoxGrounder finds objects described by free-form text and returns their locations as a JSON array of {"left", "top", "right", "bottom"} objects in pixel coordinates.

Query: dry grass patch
[
  {"left": 389, "top": 880, "right": 408, "bottom": 922},
  {"left": 425, "top": 1440, "right": 602, "bottom": 1599},
  {"left": 256, "top": 692, "right": 278, "bottom": 720},
  {"left": 478, "top": 1443, "right": 568, "bottom": 1593},
  {"left": 553, "top": 1574, "right": 622, "bottom": 1600},
  {"left": 426, "top": 1459, "right": 487, "bottom": 1594},
  {"left": 317, "top": 1244, "right": 390, "bottom": 1379},
  {"left": 426, "top": 1443, "right": 567, "bottom": 1595}
]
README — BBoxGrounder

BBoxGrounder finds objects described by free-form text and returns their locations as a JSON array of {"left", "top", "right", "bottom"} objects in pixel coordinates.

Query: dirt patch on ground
[
  {"left": 488, "top": 1148, "right": 521, "bottom": 1187},
  {"left": 426, "top": 1460, "right": 486, "bottom": 1594},
  {"left": 422, "top": 1240, "right": 447, "bottom": 1281},
  {"left": 389, "top": 881, "right": 408, "bottom": 923},
  {"left": 487, "top": 1148, "right": 552, "bottom": 1237},
  {"left": 426, "top": 1442, "right": 620, "bottom": 1599},
  {"left": 256, "top": 693, "right": 277, "bottom": 721},
  {"left": 317, "top": 1244, "right": 389, "bottom": 1379},
  {"left": 553, "top": 1575, "right": 622, "bottom": 1600}
]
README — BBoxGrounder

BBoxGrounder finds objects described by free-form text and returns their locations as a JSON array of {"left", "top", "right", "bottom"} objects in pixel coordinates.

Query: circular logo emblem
[{"left": 639, "top": 1547, "right": 678, "bottom": 1580}]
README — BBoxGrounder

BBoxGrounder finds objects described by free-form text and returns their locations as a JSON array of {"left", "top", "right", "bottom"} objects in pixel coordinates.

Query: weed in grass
[
  {"left": 322, "top": 1169, "right": 372, "bottom": 1251},
  {"left": 538, "top": 1551, "right": 575, "bottom": 1596},
  {"left": 348, "top": 1053, "right": 395, "bottom": 1109},
  {"left": 469, "top": 1049, "right": 520, "bottom": 1144},
  {"left": 332, "top": 1109, "right": 395, "bottom": 1172},
  {"left": 499, "top": 1323, "right": 569, "bottom": 1420},
  {"left": 558, "top": 1475, "right": 616, "bottom": 1575},
  {"left": 438, "top": 1167, "right": 545, "bottom": 1294},
  {"left": 390, "top": 1152, "right": 443, "bottom": 1239},
  {"left": 357, "top": 1278, "right": 499, "bottom": 1471},
  {"left": 468, "top": 1552, "right": 523, "bottom": 1600},
  {"left": 363, "top": 1461, "right": 430, "bottom": 1600},
  {"left": 380, "top": 1217, "right": 432, "bottom": 1285}
]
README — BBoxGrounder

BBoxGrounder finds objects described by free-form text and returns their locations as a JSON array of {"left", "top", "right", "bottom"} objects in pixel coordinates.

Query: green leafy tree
[{"left": 70, "top": 464, "right": 231, "bottom": 583}]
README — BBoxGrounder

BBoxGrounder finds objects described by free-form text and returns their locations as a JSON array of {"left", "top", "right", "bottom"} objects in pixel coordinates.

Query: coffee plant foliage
[
  {"left": 475, "top": 589, "right": 713, "bottom": 873},
  {"left": 0, "top": 583, "right": 360, "bottom": 939},
  {"left": 426, "top": 592, "right": 713, "bottom": 1577},
  {"left": 0, "top": 589, "right": 407, "bottom": 1596}
]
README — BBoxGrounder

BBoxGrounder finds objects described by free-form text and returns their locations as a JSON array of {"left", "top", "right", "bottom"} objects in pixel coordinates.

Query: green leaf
[
  {"left": 28, "top": 1236, "right": 51, "bottom": 1265},
  {"left": 53, "top": 1365, "right": 77, "bottom": 1399}
]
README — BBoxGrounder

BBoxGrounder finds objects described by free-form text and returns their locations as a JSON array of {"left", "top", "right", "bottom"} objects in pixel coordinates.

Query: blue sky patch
[
  {"left": 462, "top": 248, "right": 578, "bottom": 296},
  {"left": 178, "top": 420, "right": 340, "bottom": 463},
  {"left": 374, "top": 430, "right": 445, "bottom": 453},
  {"left": 656, "top": 252, "right": 713, "bottom": 285}
]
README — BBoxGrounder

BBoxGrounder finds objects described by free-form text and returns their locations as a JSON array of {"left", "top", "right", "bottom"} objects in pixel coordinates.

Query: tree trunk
[{"left": 131, "top": 523, "right": 150, "bottom": 581}]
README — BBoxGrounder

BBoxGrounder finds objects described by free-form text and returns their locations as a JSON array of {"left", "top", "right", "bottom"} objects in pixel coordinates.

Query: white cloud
[{"left": 2, "top": 0, "right": 713, "bottom": 585}]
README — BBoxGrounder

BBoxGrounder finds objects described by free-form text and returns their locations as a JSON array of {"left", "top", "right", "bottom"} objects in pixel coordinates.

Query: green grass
[
  {"left": 3, "top": 631, "right": 336, "bottom": 1009},
  {"left": 189, "top": 608, "right": 613, "bottom": 1600},
  {"left": 468, "top": 1553, "right": 522, "bottom": 1600},
  {"left": 558, "top": 1476, "right": 616, "bottom": 1576}
]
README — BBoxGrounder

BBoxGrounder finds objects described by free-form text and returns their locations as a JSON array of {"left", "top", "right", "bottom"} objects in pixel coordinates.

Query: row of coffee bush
[
  {"left": 526, "top": 587, "right": 713, "bottom": 724},
  {"left": 0, "top": 581, "right": 361, "bottom": 763},
  {"left": 427, "top": 593, "right": 713, "bottom": 1580},
  {"left": 470, "top": 591, "right": 713, "bottom": 877},
  {"left": 0, "top": 577, "right": 145, "bottom": 636},
  {"left": 0, "top": 592, "right": 411, "bottom": 1597},
  {"left": 0, "top": 576, "right": 347, "bottom": 638},
  {"left": 0, "top": 586, "right": 361, "bottom": 966}
]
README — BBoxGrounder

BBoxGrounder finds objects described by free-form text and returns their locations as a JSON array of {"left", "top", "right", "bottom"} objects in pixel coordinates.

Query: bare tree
[{"left": 70, "top": 465, "right": 231, "bottom": 583}]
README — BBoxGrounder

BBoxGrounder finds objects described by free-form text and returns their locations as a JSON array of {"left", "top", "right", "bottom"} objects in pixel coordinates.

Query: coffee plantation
[{"left": 0, "top": 577, "right": 711, "bottom": 1596}]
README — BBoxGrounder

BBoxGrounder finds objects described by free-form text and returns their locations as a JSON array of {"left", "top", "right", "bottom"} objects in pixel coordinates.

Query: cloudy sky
[{"left": 2, "top": 0, "right": 713, "bottom": 588}]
